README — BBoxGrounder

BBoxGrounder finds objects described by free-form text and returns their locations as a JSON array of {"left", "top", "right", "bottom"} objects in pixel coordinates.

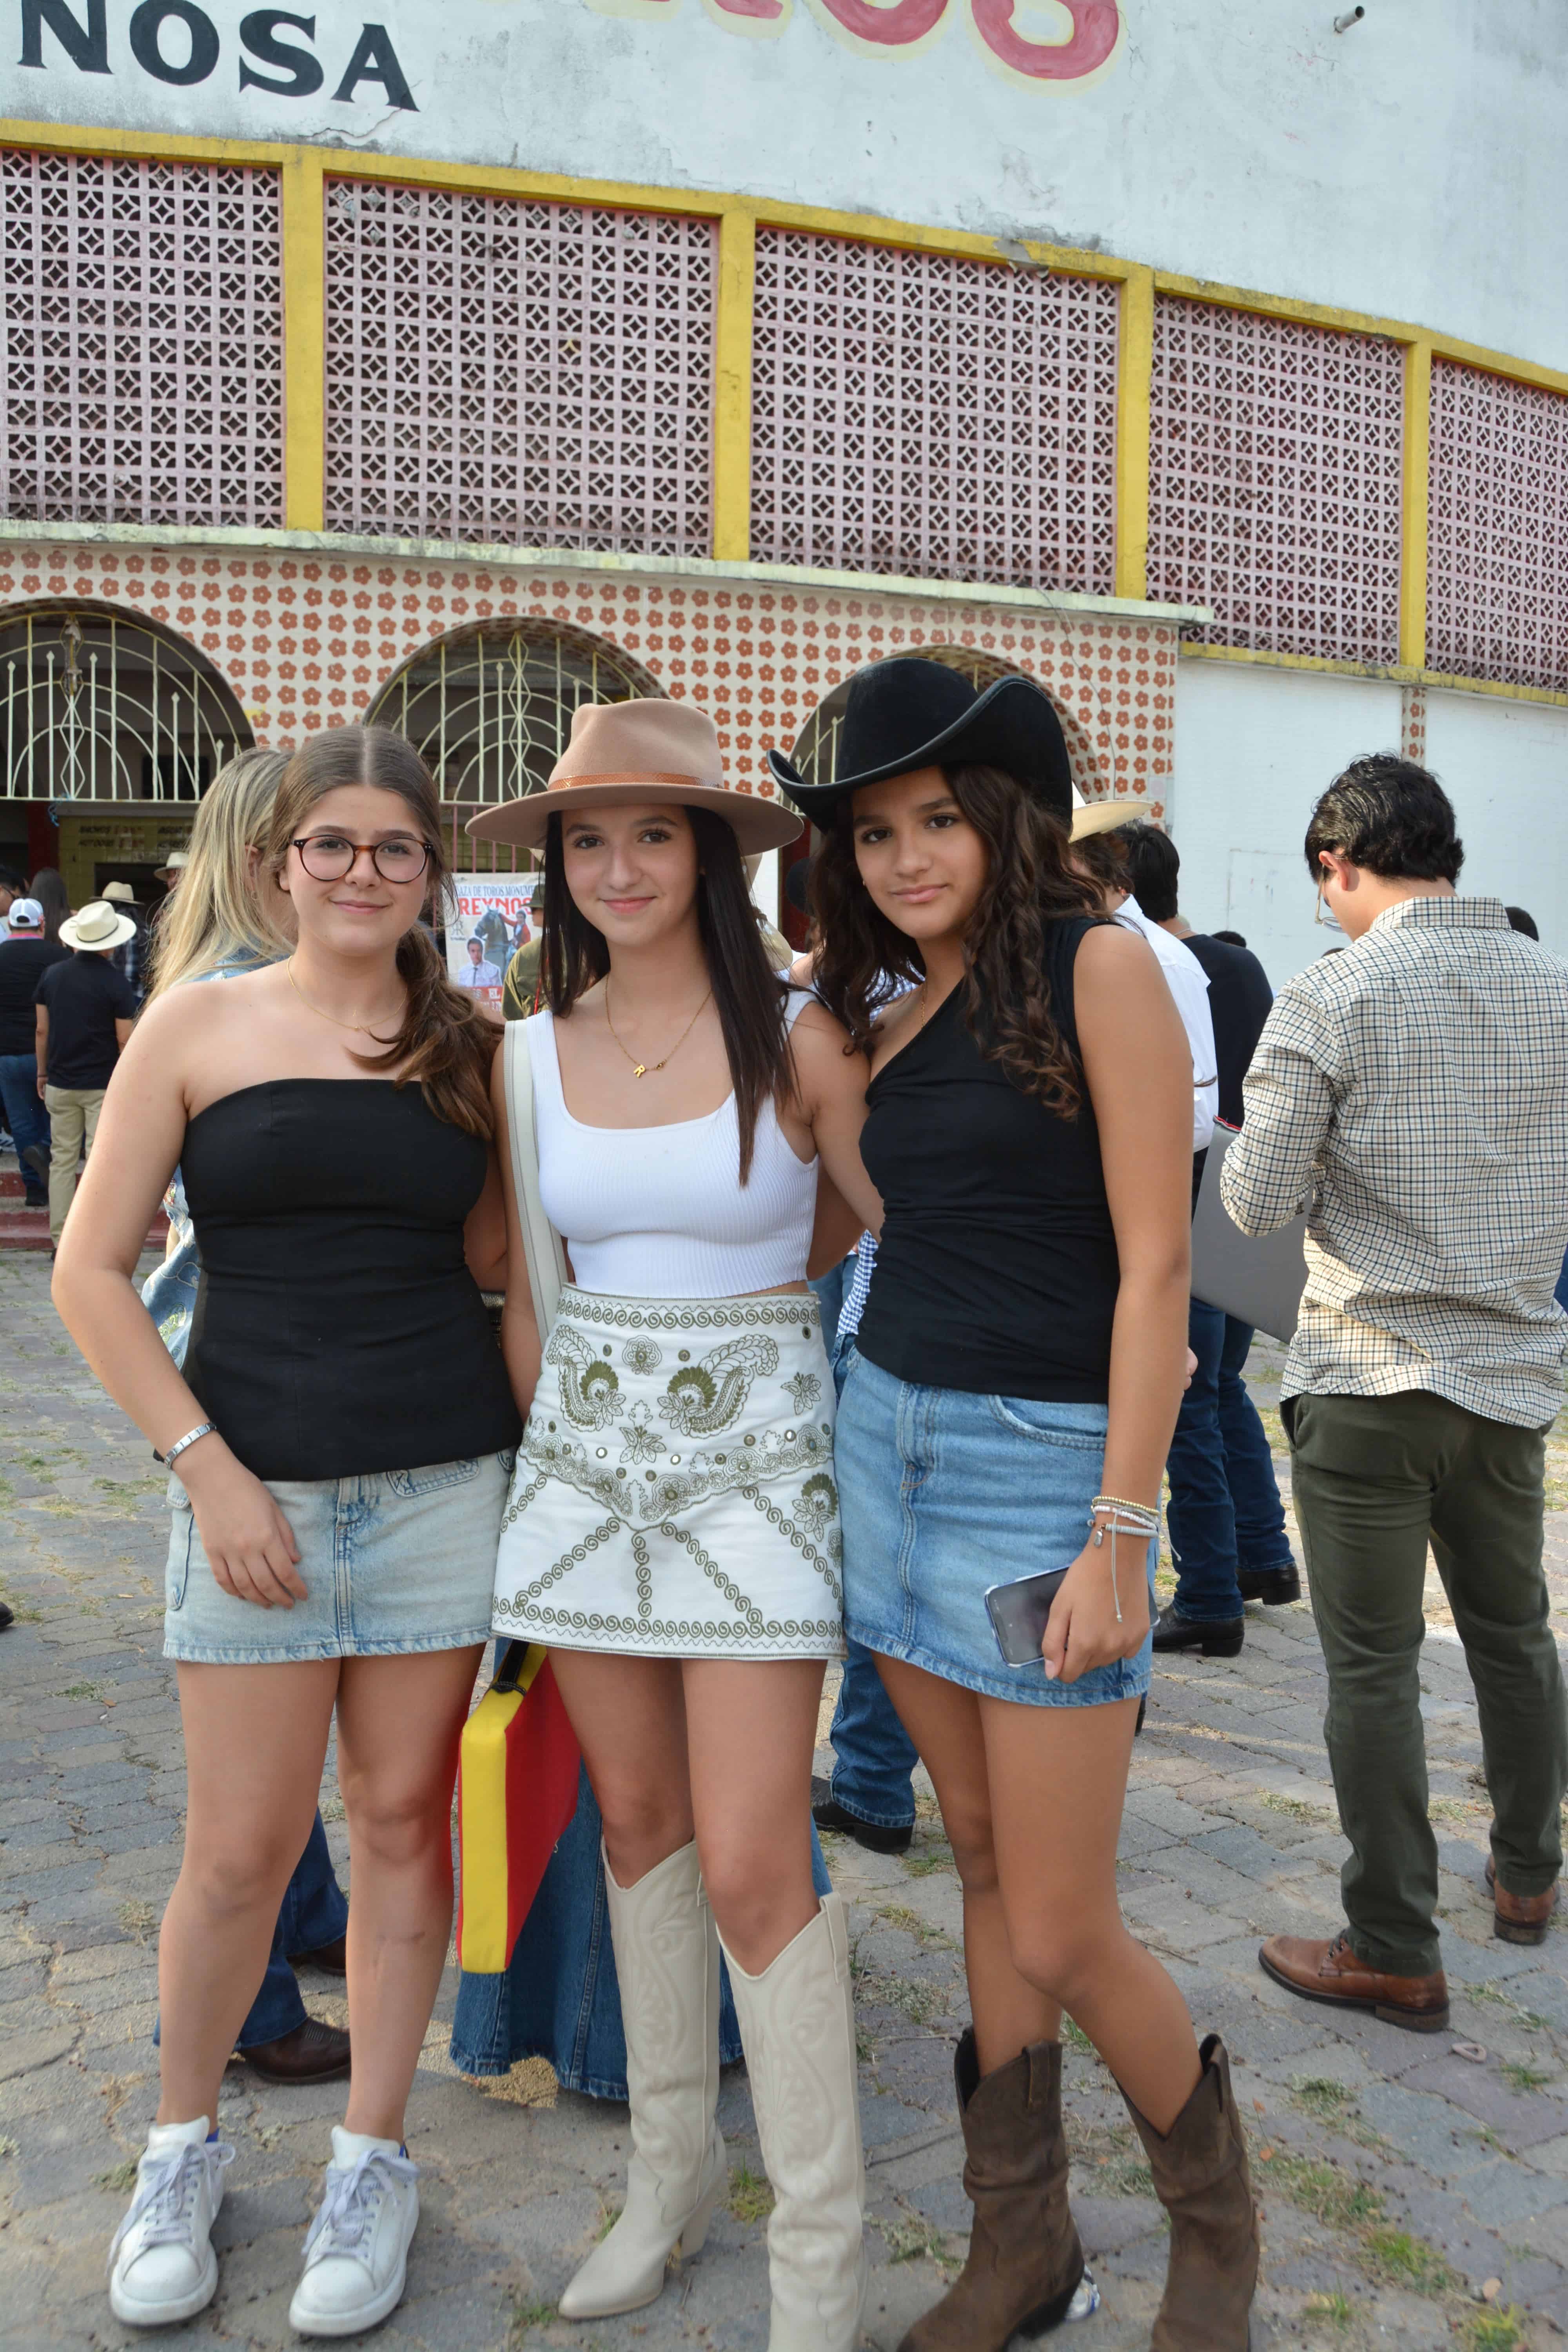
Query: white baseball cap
[{"left": 6, "top": 897, "right": 43, "bottom": 930}]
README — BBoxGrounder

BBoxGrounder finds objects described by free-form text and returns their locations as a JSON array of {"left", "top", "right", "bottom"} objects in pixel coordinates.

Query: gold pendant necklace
[
  {"left": 604, "top": 979, "right": 713, "bottom": 1079},
  {"left": 287, "top": 958, "right": 401, "bottom": 1036}
]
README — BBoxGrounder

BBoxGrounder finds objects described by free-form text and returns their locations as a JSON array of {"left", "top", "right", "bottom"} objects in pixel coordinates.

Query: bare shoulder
[
  {"left": 1074, "top": 920, "right": 1156, "bottom": 982},
  {"left": 788, "top": 996, "right": 867, "bottom": 1102}
]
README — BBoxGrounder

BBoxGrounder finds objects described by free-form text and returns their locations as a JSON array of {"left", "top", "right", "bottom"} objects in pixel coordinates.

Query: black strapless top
[{"left": 180, "top": 1079, "right": 521, "bottom": 1481}]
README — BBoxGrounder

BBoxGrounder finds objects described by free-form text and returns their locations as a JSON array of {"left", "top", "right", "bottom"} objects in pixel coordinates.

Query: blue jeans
[
  {"left": 0, "top": 1051, "right": 48, "bottom": 1183},
  {"left": 1167, "top": 1301, "right": 1291, "bottom": 1621},
  {"left": 451, "top": 1686, "right": 833, "bottom": 2096},
  {"left": 153, "top": 1810, "right": 348, "bottom": 2051}
]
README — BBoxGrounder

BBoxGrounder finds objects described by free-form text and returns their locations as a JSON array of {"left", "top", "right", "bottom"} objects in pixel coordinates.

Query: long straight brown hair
[
  {"left": 265, "top": 725, "right": 496, "bottom": 1138},
  {"left": 539, "top": 802, "right": 791, "bottom": 1181}
]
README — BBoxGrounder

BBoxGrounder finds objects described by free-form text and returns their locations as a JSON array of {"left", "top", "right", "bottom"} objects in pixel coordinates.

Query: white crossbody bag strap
[{"left": 504, "top": 1018, "right": 570, "bottom": 1341}]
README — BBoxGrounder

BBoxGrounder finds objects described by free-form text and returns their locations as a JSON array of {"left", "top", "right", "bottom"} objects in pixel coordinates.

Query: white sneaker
[
  {"left": 288, "top": 2126, "right": 420, "bottom": 2338},
  {"left": 108, "top": 2116, "right": 233, "bottom": 2327}
]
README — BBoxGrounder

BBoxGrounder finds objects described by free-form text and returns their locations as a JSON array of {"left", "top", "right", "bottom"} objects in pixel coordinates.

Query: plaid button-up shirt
[{"left": 1221, "top": 894, "right": 1568, "bottom": 1428}]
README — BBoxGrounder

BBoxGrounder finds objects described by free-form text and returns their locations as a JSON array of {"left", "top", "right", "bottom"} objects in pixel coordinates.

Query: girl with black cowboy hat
[
  {"left": 471, "top": 696, "right": 881, "bottom": 2348},
  {"left": 771, "top": 658, "right": 1258, "bottom": 2352}
]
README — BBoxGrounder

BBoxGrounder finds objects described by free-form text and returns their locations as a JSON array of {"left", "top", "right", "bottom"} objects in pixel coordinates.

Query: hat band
[
  {"left": 546, "top": 768, "right": 714, "bottom": 793},
  {"left": 74, "top": 918, "right": 116, "bottom": 942}
]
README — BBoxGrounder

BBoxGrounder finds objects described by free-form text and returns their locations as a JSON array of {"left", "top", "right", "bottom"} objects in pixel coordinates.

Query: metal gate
[
  {"left": 368, "top": 619, "right": 659, "bottom": 848},
  {"left": 0, "top": 606, "right": 251, "bottom": 802}
]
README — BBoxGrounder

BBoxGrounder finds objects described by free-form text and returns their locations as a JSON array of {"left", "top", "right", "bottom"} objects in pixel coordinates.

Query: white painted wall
[
  {"left": 1169, "top": 659, "right": 1403, "bottom": 989},
  {"left": 1421, "top": 691, "right": 1568, "bottom": 960},
  {"left": 4, "top": 1, "right": 1566, "bottom": 370}
]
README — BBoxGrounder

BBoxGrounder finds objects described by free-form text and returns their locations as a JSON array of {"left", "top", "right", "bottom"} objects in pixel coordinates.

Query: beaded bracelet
[{"left": 1086, "top": 1493, "right": 1160, "bottom": 1624}]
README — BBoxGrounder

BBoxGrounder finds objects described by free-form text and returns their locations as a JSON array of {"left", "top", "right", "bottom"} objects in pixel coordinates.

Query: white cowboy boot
[
  {"left": 559, "top": 1840, "right": 727, "bottom": 2318},
  {"left": 722, "top": 1892, "right": 868, "bottom": 2352}
]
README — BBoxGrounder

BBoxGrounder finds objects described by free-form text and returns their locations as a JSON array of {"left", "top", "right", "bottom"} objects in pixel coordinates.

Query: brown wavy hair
[
  {"left": 811, "top": 762, "right": 1103, "bottom": 1120},
  {"left": 539, "top": 802, "right": 791, "bottom": 1182},
  {"left": 265, "top": 725, "right": 496, "bottom": 1138}
]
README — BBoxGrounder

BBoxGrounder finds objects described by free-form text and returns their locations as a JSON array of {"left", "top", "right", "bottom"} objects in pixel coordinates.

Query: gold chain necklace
[
  {"left": 287, "top": 958, "right": 402, "bottom": 1036},
  {"left": 604, "top": 979, "right": 713, "bottom": 1080}
]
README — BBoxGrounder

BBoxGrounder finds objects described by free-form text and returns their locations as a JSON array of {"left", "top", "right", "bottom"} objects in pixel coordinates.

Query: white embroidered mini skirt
[{"left": 492, "top": 1287, "right": 845, "bottom": 1660}]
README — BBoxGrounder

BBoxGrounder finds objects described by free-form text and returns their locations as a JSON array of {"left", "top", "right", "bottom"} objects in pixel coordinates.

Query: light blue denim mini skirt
[
  {"left": 835, "top": 1348, "right": 1152, "bottom": 1708},
  {"left": 163, "top": 1450, "right": 514, "bottom": 1665}
]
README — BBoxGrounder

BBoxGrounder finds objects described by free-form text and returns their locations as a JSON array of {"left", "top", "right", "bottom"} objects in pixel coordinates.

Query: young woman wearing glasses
[{"left": 52, "top": 725, "right": 519, "bottom": 2338}]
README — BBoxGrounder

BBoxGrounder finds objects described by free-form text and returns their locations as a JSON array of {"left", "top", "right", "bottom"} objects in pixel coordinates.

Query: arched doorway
[
  {"left": 0, "top": 603, "right": 251, "bottom": 802},
  {"left": 787, "top": 647, "right": 1105, "bottom": 802},
  {"left": 367, "top": 617, "right": 661, "bottom": 868},
  {"left": 0, "top": 603, "right": 253, "bottom": 906}
]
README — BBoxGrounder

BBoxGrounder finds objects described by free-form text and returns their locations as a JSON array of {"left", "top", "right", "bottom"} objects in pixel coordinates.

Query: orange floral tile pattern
[{"left": 0, "top": 543, "right": 1179, "bottom": 817}]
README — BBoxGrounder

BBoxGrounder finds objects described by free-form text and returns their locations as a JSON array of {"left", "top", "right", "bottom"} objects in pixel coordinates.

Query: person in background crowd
[
  {"left": 1506, "top": 906, "right": 1539, "bottom": 939},
  {"left": 34, "top": 900, "right": 139, "bottom": 1254},
  {"left": 55, "top": 724, "right": 518, "bottom": 2334},
  {"left": 457, "top": 935, "right": 502, "bottom": 991},
  {"left": 501, "top": 878, "right": 547, "bottom": 1018},
  {"left": 1069, "top": 803, "right": 1218, "bottom": 1157},
  {"left": 782, "top": 659, "right": 1257, "bottom": 2352},
  {"left": 104, "top": 880, "right": 152, "bottom": 1002},
  {"left": 477, "top": 699, "right": 875, "bottom": 2344},
  {"left": 1122, "top": 823, "right": 1298, "bottom": 1660},
  {"left": 0, "top": 899, "right": 67, "bottom": 1210},
  {"left": 0, "top": 863, "right": 24, "bottom": 940},
  {"left": 155, "top": 849, "right": 190, "bottom": 898},
  {"left": 140, "top": 748, "right": 351, "bottom": 2095},
  {"left": 29, "top": 866, "right": 71, "bottom": 943},
  {"left": 1225, "top": 757, "right": 1568, "bottom": 2029}
]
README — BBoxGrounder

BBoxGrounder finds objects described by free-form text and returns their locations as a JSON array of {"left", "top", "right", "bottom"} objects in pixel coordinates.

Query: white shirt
[{"left": 1114, "top": 897, "right": 1218, "bottom": 1153}]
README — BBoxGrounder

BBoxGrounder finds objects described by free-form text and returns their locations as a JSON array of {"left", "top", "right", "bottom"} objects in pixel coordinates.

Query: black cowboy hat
[{"left": 767, "top": 658, "right": 1072, "bottom": 825}]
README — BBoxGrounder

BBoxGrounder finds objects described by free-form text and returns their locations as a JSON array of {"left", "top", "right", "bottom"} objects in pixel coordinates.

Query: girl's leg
[
  {"left": 875, "top": 1656, "right": 1060, "bottom": 2071},
  {"left": 548, "top": 1650, "right": 693, "bottom": 1883},
  {"left": 683, "top": 1658, "right": 863, "bottom": 2352},
  {"left": 978, "top": 1694, "right": 1200, "bottom": 2129},
  {"left": 682, "top": 1657, "right": 822, "bottom": 1969},
  {"left": 160, "top": 1661, "right": 339, "bottom": 2127},
  {"left": 332, "top": 1644, "right": 485, "bottom": 2141}
]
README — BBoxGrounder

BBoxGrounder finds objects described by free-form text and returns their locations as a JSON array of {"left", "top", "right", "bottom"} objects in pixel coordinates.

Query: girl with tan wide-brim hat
[{"left": 470, "top": 697, "right": 881, "bottom": 2346}]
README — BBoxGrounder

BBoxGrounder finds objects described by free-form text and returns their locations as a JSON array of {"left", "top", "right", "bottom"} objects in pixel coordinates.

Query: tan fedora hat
[
  {"left": 1070, "top": 797, "right": 1149, "bottom": 842},
  {"left": 102, "top": 879, "right": 137, "bottom": 904},
  {"left": 467, "top": 699, "right": 802, "bottom": 856},
  {"left": 60, "top": 897, "right": 137, "bottom": 952}
]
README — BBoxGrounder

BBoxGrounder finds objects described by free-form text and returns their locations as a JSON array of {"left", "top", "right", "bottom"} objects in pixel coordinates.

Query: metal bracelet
[{"left": 161, "top": 1421, "right": 216, "bottom": 1467}]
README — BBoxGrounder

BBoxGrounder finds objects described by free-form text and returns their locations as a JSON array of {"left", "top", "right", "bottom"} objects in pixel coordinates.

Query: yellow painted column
[
  {"left": 281, "top": 147, "right": 327, "bottom": 534},
  {"left": 713, "top": 207, "right": 757, "bottom": 563},
  {"left": 1400, "top": 337, "right": 1433, "bottom": 671},
  {"left": 1114, "top": 265, "right": 1156, "bottom": 603}
]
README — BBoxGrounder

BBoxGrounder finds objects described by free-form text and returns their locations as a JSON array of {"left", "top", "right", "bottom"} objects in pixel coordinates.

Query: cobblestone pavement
[{"left": 3, "top": 1261, "right": 1567, "bottom": 2352}]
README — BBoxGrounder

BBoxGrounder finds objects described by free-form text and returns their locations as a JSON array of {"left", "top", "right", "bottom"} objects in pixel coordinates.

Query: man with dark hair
[
  {"left": 1223, "top": 757, "right": 1568, "bottom": 2029},
  {"left": 1506, "top": 906, "right": 1539, "bottom": 939},
  {"left": 1120, "top": 824, "right": 1297, "bottom": 1660}
]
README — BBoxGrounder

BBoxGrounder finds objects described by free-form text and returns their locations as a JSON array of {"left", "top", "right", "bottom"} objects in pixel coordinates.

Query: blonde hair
[{"left": 146, "top": 748, "right": 292, "bottom": 999}]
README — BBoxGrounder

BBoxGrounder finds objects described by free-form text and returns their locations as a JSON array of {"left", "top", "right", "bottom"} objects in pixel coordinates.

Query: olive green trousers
[{"left": 1284, "top": 1388, "right": 1567, "bottom": 1978}]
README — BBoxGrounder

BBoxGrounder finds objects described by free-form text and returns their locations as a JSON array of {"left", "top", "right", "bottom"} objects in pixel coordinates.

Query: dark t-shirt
[
  {"left": 0, "top": 938, "right": 69, "bottom": 1056},
  {"left": 33, "top": 952, "right": 138, "bottom": 1088},
  {"left": 1181, "top": 934, "right": 1274, "bottom": 1128}
]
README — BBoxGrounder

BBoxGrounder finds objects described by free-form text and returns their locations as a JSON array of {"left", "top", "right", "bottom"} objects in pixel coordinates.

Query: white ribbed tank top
[{"left": 527, "top": 994, "right": 819, "bottom": 1298}]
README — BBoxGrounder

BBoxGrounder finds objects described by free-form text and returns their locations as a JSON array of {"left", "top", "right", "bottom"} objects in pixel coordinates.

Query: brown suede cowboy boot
[
  {"left": 1122, "top": 2035, "right": 1258, "bottom": 2351},
  {"left": 898, "top": 2031, "right": 1089, "bottom": 2352}
]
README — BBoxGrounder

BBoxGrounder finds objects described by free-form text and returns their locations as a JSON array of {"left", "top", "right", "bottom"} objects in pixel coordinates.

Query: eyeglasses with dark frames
[{"left": 291, "top": 833, "right": 430, "bottom": 884}]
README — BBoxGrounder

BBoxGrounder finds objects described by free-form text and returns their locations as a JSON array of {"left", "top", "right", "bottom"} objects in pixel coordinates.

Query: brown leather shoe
[
  {"left": 289, "top": 1935, "right": 348, "bottom": 1976},
  {"left": 1122, "top": 2035, "right": 1257, "bottom": 2351},
  {"left": 1484, "top": 1856, "right": 1559, "bottom": 1946},
  {"left": 1258, "top": 1930, "right": 1448, "bottom": 2031},
  {"left": 241, "top": 2018, "right": 351, "bottom": 2084}
]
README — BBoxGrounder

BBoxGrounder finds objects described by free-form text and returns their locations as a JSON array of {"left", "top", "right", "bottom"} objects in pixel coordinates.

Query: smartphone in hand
[{"left": 984, "top": 1566, "right": 1071, "bottom": 1668}]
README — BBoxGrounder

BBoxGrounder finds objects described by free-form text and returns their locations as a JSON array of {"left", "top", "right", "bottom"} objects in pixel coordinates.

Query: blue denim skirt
[
  {"left": 835, "top": 1348, "right": 1152, "bottom": 1708},
  {"left": 163, "top": 1451, "right": 513, "bottom": 1664}
]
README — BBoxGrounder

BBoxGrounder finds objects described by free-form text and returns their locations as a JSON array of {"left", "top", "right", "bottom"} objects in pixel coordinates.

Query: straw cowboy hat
[
  {"left": 102, "top": 880, "right": 138, "bottom": 904},
  {"left": 156, "top": 850, "right": 190, "bottom": 877},
  {"left": 467, "top": 699, "right": 802, "bottom": 856},
  {"left": 1069, "top": 797, "right": 1150, "bottom": 840},
  {"left": 60, "top": 898, "right": 137, "bottom": 953},
  {"left": 768, "top": 658, "right": 1073, "bottom": 826}
]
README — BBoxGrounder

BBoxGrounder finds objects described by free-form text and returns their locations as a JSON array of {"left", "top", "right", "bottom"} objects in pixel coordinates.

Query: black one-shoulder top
[
  {"left": 180, "top": 1078, "right": 521, "bottom": 1482},
  {"left": 855, "top": 918, "right": 1120, "bottom": 1402}
]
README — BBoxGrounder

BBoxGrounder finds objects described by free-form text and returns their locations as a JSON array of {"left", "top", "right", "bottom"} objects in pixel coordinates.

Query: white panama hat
[{"left": 59, "top": 898, "right": 137, "bottom": 953}]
